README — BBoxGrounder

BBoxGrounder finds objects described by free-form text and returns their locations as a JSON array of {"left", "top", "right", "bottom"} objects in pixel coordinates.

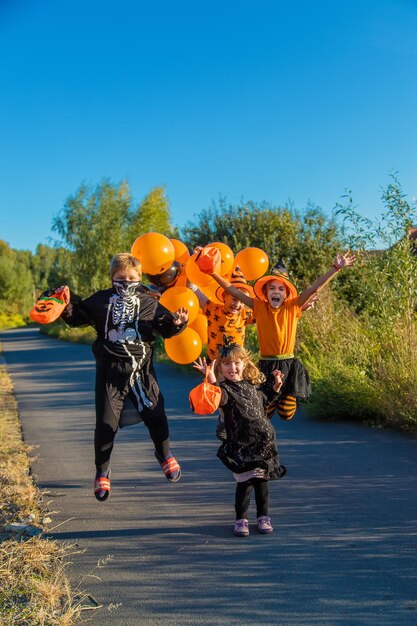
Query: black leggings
[
  {"left": 95, "top": 384, "right": 170, "bottom": 474},
  {"left": 235, "top": 478, "right": 269, "bottom": 519}
]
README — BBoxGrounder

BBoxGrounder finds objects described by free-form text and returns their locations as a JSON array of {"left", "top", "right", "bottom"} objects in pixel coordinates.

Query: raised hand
[
  {"left": 192, "top": 356, "right": 208, "bottom": 375},
  {"left": 174, "top": 307, "right": 189, "bottom": 325},
  {"left": 272, "top": 369, "right": 284, "bottom": 393},
  {"left": 55, "top": 285, "right": 70, "bottom": 305},
  {"left": 333, "top": 250, "right": 356, "bottom": 270},
  {"left": 192, "top": 357, "right": 216, "bottom": 382}
]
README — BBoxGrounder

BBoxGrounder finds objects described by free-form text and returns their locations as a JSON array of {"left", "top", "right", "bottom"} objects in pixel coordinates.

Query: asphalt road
[{"left": 1, "top": 327, "right": 417, "bottom": 626}]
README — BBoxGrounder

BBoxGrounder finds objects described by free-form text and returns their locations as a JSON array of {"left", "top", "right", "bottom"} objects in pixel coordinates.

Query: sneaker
[
  {"left": 93, "top": 470, "right": 111, "bottom": 502},
  {"left": 257, "top": 515, "right": 273, "bottom": 534},
  {"left": 234, "top": 518, "right": 249, "bottom": 537},
  {"left": 154, "top": 451, "right": 181, "bottom": 483},
  {"left": 216, "top": 417, "right": 227, "bottom": 441}
]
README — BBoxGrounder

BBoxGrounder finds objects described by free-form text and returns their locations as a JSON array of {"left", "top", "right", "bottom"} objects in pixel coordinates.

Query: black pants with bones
[{"left": 94, "top": 362, "right": 170, "bottom": 474}]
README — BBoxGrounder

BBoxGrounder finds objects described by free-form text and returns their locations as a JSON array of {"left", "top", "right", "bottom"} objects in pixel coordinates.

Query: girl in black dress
[{"left": 193, "top": 345, "right": 285, "bottom": 537}]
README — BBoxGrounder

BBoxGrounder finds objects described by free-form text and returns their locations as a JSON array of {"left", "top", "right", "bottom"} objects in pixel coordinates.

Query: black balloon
[{"left": 146, "top": 261, "right": 181, "bottom": 287}]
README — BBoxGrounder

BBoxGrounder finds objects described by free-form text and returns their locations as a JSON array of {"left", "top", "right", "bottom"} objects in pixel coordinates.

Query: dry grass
[{"left": 0, "top": 363, "right": 85, "bottom": 625}]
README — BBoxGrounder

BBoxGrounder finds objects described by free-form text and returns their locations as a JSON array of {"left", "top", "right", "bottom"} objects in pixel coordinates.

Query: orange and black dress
[{"left": 253, "top": 297, "right": 311, "bottom": 403}]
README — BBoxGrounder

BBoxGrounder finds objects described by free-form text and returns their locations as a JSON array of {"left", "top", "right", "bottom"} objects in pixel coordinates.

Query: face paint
[{"left": 112, "top": 280, "right": 141, "bottom": 298}]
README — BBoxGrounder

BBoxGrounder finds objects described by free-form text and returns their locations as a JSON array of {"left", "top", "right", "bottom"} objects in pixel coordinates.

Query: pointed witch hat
[
  {"left": 253, "top": 259, "right": 298, "bottom": 301},
  {"left": 216, "top": 265, "right": 255, "bottom": 302}
]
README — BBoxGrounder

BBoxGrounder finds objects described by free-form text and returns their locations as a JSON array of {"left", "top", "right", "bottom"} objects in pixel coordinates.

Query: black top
[
  {"left": 217, "top": 379, "right": 285, "bottom": 480},
  {"left": 61, "top": 286, "right": 185, "bottom": 364}
]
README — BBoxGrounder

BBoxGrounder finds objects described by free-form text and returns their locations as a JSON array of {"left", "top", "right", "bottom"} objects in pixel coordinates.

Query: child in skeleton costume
[
  {"left": 205, "top": 252, "right": 356, "bottom": 421},
  {"left": 192, "top": 345, "right": 285, "bottom": 537},
  {"left": 59, "top": 253, "right": 188, "bottom": 501}
]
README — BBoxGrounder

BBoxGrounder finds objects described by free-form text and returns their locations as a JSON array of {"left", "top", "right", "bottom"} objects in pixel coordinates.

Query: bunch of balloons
[{"left": 130, "top": 232, "right": 269, "bottom": 364}]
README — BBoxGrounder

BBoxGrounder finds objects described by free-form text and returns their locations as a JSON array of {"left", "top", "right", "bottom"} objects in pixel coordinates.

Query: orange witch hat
[
  {"left": 216, "top": 265, "right": 255, "bottom": 301},
  {"left": 253, "top": 259, "right": 298, "bottom": 301}
]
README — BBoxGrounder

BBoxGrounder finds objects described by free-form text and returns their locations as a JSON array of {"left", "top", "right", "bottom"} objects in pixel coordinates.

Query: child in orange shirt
[
  {"left": 206, "top": 252, "right": 356, "bottom": 420},
  {"left": 191, "top": 266, "right": 255, "bottom": 439},
  {"left": 194, "top": 266, "right": 255, "bottom": 362}
]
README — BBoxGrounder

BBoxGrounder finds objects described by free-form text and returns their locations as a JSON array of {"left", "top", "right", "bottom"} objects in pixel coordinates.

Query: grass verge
[{"left": 0, "top": 355, "right": 84, "bottom": 625}]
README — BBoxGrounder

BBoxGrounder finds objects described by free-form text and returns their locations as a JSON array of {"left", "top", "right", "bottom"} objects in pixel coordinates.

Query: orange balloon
[
  {"left": 185, "top": 252, "right": 213, "bottom": 287},
  {"left": 174, "top": 268, "right": 188, "bottom": 287},
  {"left": 170, "top": 239, "right": 190, "bottom": 266},
  {"left": 159, "top": 286, "right": 199, "bottom": 323},
  {"left": 199, "top": 279, "right": 223, "bottom": 305},
  {"left": 189, "top": 313, "right": 208, "bottom": 344},
  {"left": 131, "top": 233, "right": 175, "bottom": 275},
  {"left": 165, "top": 328, "right": 202, "bottom": 364},
  {"left": 208, "top": 242, "right": 234, "bottom": 276},
  {"left": 234, "top": 247, "right": 269, "bottom": 281}
]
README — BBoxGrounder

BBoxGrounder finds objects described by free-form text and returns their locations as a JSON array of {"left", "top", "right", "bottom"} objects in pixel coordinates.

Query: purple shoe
[
  {"left": 257, "top": 515, "right": 273, "bottom": 534},
  {"left": 234, "top": 518, "right": 249, "bottom": 537}
]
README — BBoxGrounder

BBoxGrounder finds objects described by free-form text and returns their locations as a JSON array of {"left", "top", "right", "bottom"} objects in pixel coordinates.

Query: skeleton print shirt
[{"left": 61, "top": 286, "right": 184, "bottom": 363}]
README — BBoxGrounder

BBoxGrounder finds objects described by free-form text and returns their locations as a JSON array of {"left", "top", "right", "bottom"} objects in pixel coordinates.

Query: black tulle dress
[{"left": 217, "top": 379, "right": 286, "bottom": 480}]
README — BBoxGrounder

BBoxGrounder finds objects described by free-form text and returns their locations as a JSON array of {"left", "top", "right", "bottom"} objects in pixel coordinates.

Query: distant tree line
[
  {"left": 0, "top": 177, "right": 344, "bottom": 319},
  {"left": 1, "top": 174, "right": 416, "bottom": 432}
]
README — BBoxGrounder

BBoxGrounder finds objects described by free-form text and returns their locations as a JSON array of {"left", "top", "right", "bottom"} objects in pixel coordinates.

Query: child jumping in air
[
  {"left": 192, "top": 260, "right": 318, "bottom": 438},
  {"left": 190, "top": 265, "right": 255, "bottom": 440},
  {"left": 205, "top": 252, "right": 356, "bottom": 420},
  {"left": 193, "top": 345, "right": 285, "bottom": 537},
  {"left": 56, "top": 252, "right": 188, "bottom": 501}
]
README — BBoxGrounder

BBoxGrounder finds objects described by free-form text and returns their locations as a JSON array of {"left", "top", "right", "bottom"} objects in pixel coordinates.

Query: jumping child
[
  {"left": 57, "top": 252, "right": 188, "bottom": 501},
  {"left": 205, "top": 252, "right": 356, "bottom": 420},
  {"left": 192, "top": 345, "right": 285, "bottom": 537},
  {"left": 190, "top": 265, "right": 255, "bottom": 440}
]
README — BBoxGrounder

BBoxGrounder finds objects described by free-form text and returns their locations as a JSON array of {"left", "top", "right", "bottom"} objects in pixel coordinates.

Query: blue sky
[{"left": 1, "top": 0, "right": 416, "bottom": 252}]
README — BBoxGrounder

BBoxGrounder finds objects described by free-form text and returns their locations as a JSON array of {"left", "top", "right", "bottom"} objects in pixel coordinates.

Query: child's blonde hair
[
  {"left": 214, "top": 344, "right": 265, "bottom": 385},
  {"left": 110, "top": 253, "right": 142, "bottom": 279}
]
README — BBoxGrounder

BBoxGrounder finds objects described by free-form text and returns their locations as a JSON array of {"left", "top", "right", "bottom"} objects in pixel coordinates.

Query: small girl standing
[{"left": 192, "top": 345, "right": 285, "bottom": 537}]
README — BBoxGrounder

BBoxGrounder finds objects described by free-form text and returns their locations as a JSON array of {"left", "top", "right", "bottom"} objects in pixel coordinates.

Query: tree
[
  {"left": 53, "top": 181, "right": 176, "bottom": 296},
  {"left": 53, "top": 180, "right": 132, "bottom": 295},
  {"left": 0, "top": 240, "right": 34, "bottom": 315},
  {"left": 335, "top": 174, "right": 417, "bottom": 323},
  {"left": 127, "top": 186, "right": 175, "bottom": 243},
  {"left": 181, "top": 198, "right": 341, "bottom": 287},
  {"left": 30, "top": 244, "right": 72, "bottom": 293}
]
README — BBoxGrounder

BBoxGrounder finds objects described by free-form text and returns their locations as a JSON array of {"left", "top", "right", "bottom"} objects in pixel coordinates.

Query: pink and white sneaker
[
  {"left": 234, "top": 518, "right": 250, "bottom": 537},
  {"left": 257, "top": 515, "right": 273, "bottom": 534}
]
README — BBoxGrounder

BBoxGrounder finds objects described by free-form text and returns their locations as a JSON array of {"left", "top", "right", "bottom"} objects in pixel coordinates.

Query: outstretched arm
[
  {"left": 298, "top": 251, "right": 356, "bottom": 307},
  {"left": 300, "top": 292, "right": 319, "bottom": 312},
  {"left": 210, "top": 272, "right": 254, "bottom": 308}
]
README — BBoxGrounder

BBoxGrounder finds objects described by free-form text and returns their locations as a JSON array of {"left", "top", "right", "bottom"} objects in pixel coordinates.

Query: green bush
[
  {"left": 297, "top": 283, "right": 417, "bottom": 433},
  {"left": 0, "top": 312, "right": 27, "bottom": 330}
]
